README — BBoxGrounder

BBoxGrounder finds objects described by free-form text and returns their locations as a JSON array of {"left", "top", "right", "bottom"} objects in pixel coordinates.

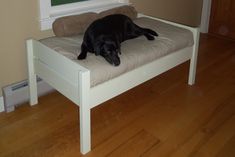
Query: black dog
[{"left": 78, "top": 14, "right": 158, "bottom": 66}]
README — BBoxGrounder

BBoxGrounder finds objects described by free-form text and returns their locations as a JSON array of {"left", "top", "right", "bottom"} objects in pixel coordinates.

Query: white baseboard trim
[{"left": 0, "top": 96, "right": 4, "bottom": 113}]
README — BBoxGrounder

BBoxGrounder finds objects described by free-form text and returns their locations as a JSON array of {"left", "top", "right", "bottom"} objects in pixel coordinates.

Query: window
[
  {"left": 39, "top": 0, "right": 129, "bottom": 30},
  {"left": 51, "top": 0, "right": 88, "bottom": 6}
]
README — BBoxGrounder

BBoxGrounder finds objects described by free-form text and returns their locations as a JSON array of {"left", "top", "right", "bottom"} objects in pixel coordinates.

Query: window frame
[{"left": 39, "top": 0, "right": 129, "bottom": 30}]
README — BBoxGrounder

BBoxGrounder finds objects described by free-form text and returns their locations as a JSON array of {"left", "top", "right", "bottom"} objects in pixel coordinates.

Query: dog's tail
[{"left": 143, "top": 28, "right": 158, "bottom": 37}]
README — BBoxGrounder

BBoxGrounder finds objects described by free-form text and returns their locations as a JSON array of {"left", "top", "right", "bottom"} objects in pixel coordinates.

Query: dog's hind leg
[
  {"left": 143, "top": 28, "right": 158, "bottom": 36},
  {"left": 142, "top": 28, "right": 158, "bottom": 40},
  {"left": 131, "top": 23, "right": 158, "bottom": 40},
  {"left": 78, "top": 43, "right": 88, "bottom": 60},
  {"left": 144, "top": 33, "right": 155, "bottom": 40}
]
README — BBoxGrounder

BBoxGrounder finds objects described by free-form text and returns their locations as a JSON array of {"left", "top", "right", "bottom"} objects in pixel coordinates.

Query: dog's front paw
[
  {"left": 146, "top": 35, "right": 155, "bottom": 40},
  {"left": 77, "top": 53, "right": 86, "bottom": 60}
]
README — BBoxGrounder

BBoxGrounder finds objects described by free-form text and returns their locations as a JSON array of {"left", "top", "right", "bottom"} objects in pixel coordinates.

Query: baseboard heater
[{"left": 2, "top": 77, "right": 54, "bottom": 112}]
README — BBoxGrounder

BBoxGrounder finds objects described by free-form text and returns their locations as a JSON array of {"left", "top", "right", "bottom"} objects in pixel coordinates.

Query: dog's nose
[
  {"left": 114, "top": 62, "right": 120, "bottom": 66},
  {"left": 113, "top": 58, "right": 120, "bottom": 66}
]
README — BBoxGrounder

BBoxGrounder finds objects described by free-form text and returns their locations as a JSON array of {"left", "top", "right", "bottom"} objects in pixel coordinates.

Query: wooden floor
[{"left": 1, "top": 34, "right": 235, "bottom": 157}]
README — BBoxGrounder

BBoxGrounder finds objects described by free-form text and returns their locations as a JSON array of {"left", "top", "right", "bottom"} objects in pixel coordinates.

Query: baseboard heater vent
[{"left": 2, "top": 77, "right": 54, "bottom": 112}]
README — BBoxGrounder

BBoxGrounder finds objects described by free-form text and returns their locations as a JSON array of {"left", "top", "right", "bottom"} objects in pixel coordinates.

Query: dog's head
[{"left": 94, "top": 38, "right": 121, "bottom": 66}]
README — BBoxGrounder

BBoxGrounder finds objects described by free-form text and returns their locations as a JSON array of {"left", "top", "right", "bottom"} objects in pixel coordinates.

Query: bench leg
[
  {"left": 26, "top": 40, "right": 38, "bottom": 105},
  {"left": 79, "top": 105, "right": 91, "bottom": 154},
  {"left": 188, "top": 53, "right": 197, "bottom": 85},
  {"left": 188, "top": 28, "right": 200, "bottom": 85},
  {"left": 78, "top": 71, "right": 91, "bottom": 154}
]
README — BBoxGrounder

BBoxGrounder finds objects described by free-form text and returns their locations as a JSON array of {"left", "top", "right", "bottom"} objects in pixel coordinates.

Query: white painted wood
[
  {"left": 188, "top": 28, "right": 200, "bottom": 85},
  {"left": 35, "top": 60, "right": 79, "bottom": 105},
  {"left": 26, "top": 40, "right": 38, "bottom": 106},
  {"left": 51, "top": 0, "right": 123, "bottom": 16},
  {"left": 0, "top": 96, "right": 4, "bottom": 112},
  {"left": 118, "top": 0, "right": 129, "bottom": 2},
  {"left": 39, "top": 0, "right": 51, "bottom": 20},
  {"left": 138, "top": 14, "right": 200, "bottom": 85},
  {"left": 32, "top": 40, "right": 88, "bottom": 84},
  {"left": 200, "top": 0, "right": 212, "bottom": 33},
  {"left": 78, "top": 71, "right": 91, "bottom": 154},
  {"left": 39, "top": 0, "right": 130, "bottom": 30},
  {"left": 30, "top": 40, "right": 88, "bottom": 105},
  {"left": 90, "top": 47, "right": 192, "bottom": 108}
]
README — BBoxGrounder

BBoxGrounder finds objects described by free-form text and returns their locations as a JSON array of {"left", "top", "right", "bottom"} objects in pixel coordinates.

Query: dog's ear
[
  {"left": 114, "top": 42, "right": 121, "bottom": 55},
  {"left": 117, "top": 43, "right": 121, "bottom": 54},
  {"left": 112, "top": 37, "right": 121, "bottom": 55},
  {"left": 117, "top": 48, "right": 121, "bottom": 55}
]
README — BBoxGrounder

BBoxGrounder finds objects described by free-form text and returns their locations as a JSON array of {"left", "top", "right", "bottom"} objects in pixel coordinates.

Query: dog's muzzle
[{"left": 104, "top": 53, "right": 120, "bottom": 66}]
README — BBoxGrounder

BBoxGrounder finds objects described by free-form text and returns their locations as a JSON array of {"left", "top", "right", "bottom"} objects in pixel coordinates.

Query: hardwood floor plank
[
  {"left": 215, "top": 134, "right": 235, "bottom": 157},
  {"left": 106, "top": 130, "right": 159, "bottom": 157},
  {"left": 168, "top": 93, "right": 235, "bottom": 157},
  {"left": 0, "top": 92, "right": 80, "bottom": 157},
  {"left": 85, "top": 123, "right": 144, "bottom": 157},
  {"left": 192, "top": 115, "right": 235, "bottom": 157}
]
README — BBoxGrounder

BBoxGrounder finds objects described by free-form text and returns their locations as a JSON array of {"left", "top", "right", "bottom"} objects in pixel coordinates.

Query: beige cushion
[
  {"left": 52, "top": 5, "right": 137, "bottom": 37},
  {"left": 52, "top": 12, "right": 98, "bottom": 37}
]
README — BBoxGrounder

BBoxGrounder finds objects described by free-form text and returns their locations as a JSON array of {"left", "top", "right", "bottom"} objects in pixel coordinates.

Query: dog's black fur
[{"left": 78, "top": 14, "right": 158, "bottom": 66}]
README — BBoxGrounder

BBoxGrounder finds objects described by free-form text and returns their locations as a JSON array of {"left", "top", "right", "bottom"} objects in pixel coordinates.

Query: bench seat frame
[{"left": 26, "top": 14, "right": 200, "bottom": 154}]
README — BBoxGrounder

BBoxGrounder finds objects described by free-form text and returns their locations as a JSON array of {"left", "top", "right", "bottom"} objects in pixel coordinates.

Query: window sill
[{"left": 39, "top": 0, "right": 129, "bottom": 31}]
